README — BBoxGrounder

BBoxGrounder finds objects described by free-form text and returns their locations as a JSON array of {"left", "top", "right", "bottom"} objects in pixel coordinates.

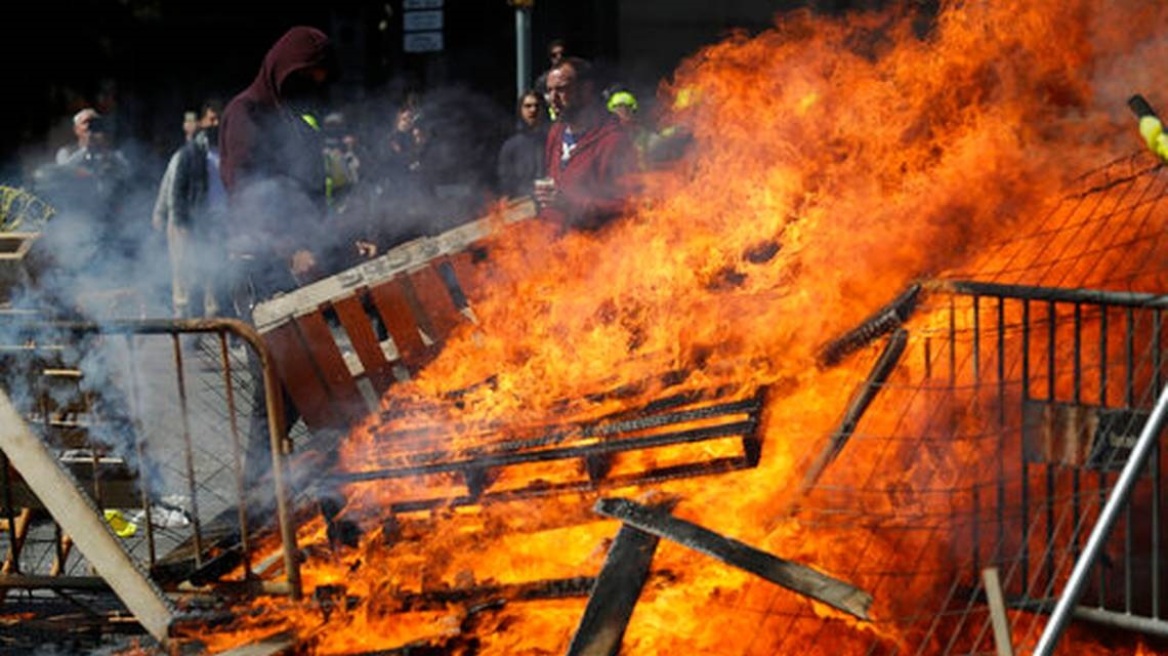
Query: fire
[{"left": 199, "top": 0, "right": 1168, "bottom": 653}]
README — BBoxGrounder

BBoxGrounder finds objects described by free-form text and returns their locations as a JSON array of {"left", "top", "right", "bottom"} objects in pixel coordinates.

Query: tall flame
[{"left": 201, "top": 1, "right": 1168, "bottom": 653}]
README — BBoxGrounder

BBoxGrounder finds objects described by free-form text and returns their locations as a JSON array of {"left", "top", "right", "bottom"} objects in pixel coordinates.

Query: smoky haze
[{"left": 0, "top": 75, "right": 534, "bottom": 497}]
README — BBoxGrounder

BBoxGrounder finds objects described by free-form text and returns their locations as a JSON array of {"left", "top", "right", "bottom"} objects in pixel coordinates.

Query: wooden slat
[
  {"left": 407, "top": 263, "right": 465, "bottom": 344},
  {"left": 331, "top": 292, "right": 394, "bottom": 392},
  {"left": 367, "top": 277, "right": 427, "bottom": 368},
  {"left": 292, "top": 312, "right": 367, "bottom": 427},
  {"left": 261, "top": 322, "right": 336, "bottom": 432}
]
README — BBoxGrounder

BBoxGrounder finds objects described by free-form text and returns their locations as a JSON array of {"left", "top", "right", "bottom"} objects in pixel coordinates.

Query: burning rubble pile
[{"left": 180, "top": 1, "right": 1168, "bottom": 654}]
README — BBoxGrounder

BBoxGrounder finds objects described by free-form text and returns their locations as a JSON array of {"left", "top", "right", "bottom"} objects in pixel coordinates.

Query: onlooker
[
  {"left": 495, "top": 89, "right": 548, "bottom": 198},
  {"left": 604, "top": 85, "right": 651, "bottom": 170},
  {"left": 55, "top": 108, "right": 101, "bottom": 165},
  {"left": 534, "top": 57, "right": 637, "bottom": 231},
  {"left": 534, "top": 38, "right": 569, "bottom": 112},
  {"left": 219, "top": 25, "right": 341, "bottom": 485},
  {"left": 152, "top": 107, "right": 200, "bottom": 298},
  {"left": 38, "top": 110, "right": 133, "bottom": 257},
  {"left": 168, "top": 99, "right": 228, "bottom": 320}
]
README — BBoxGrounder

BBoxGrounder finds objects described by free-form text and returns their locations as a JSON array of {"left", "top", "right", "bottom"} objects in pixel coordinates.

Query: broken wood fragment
[{"left": 594, "top": 497, "right": 872, "bottom": 620}]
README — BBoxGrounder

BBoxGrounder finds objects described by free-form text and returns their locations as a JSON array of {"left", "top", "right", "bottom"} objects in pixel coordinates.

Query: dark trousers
[{"left": 233, "top": 257, "right": 303, "bottom": 488}]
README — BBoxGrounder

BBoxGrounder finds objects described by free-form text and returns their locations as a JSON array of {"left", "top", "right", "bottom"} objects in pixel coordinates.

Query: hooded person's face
[{"left": 281, "top": 65, "right": 333, "bottom": 111}]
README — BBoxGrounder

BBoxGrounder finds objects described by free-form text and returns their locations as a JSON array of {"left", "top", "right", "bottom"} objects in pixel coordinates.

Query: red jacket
[{"left": 541, "top": 114, "right": 637, "bottom": 230}]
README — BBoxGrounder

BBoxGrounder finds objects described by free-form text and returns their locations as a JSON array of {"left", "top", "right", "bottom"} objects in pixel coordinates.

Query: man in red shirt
[{"left": 534, "top": 57, "right": 637, "bottom": 231}]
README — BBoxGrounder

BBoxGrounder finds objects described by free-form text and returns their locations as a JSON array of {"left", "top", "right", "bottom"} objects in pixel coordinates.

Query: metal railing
[
  {"left": 936, "top": 280, "right": 1168, "bottom": 648},
  {"left": 0, "top": 315, "right": 303, "bottom": 631}
]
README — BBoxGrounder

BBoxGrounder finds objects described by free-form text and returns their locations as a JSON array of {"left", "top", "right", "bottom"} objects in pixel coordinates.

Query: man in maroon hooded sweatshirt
[
  {"left": 534, "top": 57, "right": 637, "bottom": 231},
  {"left": 220, "top": 26, "right": 340, "bottom": 300},
  {"left": 219, "top": 26, "right": 341, "bottom": 487}
]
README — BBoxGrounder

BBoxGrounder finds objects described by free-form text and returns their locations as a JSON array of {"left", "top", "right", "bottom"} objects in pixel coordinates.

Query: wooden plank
[
  {"left": 567, "top": 523, "right": 661, "bottom": 656},
  {"left": 292, "top": 312, "right": 368, "bottom": 426},
  {"left": 594, "top": 497, "right": 873, "bottom": 620},
  {"left": 367, "top": 277, "right": 427, "bottom": 369},
  {"left": 406, "top": 264, "right": 465, "bottom": 344},
  {"left": 261, "top": 322, "right": 336, "bottom": 432},
  {"left": 331, "top": 292, "right": 394, "bottom": 392},
  {"left": 0, "top": 389, "right": 175, "bottom": 643},
  {"left": 982, "top": 567, "right": 1016, "bottom": 656}
]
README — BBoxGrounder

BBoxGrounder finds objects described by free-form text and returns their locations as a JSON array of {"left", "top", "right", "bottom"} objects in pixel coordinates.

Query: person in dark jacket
[
  {"left": 534, "top": 57, "right": 638, "bottom": 231},
  {"left": 495, "top": 89, "right": 548, "bottom": 199},
  {"left": 168, "top": 99, "right": 227, "bottom": 319},
  {"left": 219, "top": 25, "right": 340, "bottom": 299},
  {"left": 218, "top": 26, "right": 341, "bottom": 487}
]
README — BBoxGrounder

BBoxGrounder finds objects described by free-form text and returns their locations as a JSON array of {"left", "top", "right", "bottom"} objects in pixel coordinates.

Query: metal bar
[
  {"left": 172, "top": 334, "right": 204, "bottom": 567},
  {"left": 594, "top": 497, "right": 873, "bottom": 619},
  {"left": 973, "top": 294, "right": 981, "bottom": 383},
  {"left": 1045, "top": 300, "right": 1056, "bottom": 590},
  {"left": 981, "top": 567, "right": 1015, "bottom": 656},
  {"left": 1125, "top": 307, "right": 1135, "bottom": 613},
  {"left": 1021, "top": 299, "right": 1031, "bottom": 588},
  {"left": 125, "top": 334, "right": 157, "bottom": 567},
  {"left": 219, "top": 331, "right": 253, "bottom": 582},
  {"left": 566, "top": 524, "right": 661, "bottom": 656},
  {"left": 1007, "top": 596, "right": 1168, "bottom": 638},
  {"left": 1096, "top": 305, "right": 1109, "bottom": 606},
  {"left": 1072, "top": 303, "right": 1083, "bottom": 564},
  {"left": 0, "top": 388, "right": 175, "bottom": 643},
  {"left": 1032, "top": 381, "right": 1168, "bottom": 655},
  {"left": 996, "top": 296, "right": 1006, "bottom": 566},
  {"left": 938, "top": 280, "right": 1168, "bottom": 309},
  {"left": 1155, "top": 310, "right": 1163, "bottom": 619}
]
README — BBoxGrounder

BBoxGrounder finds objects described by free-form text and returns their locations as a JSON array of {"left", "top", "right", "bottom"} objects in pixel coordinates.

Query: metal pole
[
  {"left": 515, "top": 5, "right": 532, "bottom": 101},
  {"left": 1033, "top": 381, "right": 1168, "bottom": 655}
]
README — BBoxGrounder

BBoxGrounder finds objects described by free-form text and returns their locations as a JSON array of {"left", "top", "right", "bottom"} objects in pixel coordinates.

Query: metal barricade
[
  {"left": 934, "top": 281, "right": 1168, "bottom": 639},
  {"left": 0, "top": 314, "right": 303, "bottom": 645}
]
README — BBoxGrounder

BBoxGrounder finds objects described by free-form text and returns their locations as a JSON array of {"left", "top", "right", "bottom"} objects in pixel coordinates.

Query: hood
[{"left": 250, "top": 26, "right": 339, "bottom": 107}]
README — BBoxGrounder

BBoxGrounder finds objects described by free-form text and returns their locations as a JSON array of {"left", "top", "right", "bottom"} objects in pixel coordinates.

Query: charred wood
[
  {"left": 566, "top": 517, "right": 666, "bottom": 656},
  {"left": 594, "top": 497, "right": 873, "bottom": 620},
  {"left": 799, "top": 328, "right": 908, "bottom": 496},
  {"left": 394, "top": 576, "right": 596, "bottom": 612},
  {"left": 816, "top": 283, "right": 920, "bottom": 368}
]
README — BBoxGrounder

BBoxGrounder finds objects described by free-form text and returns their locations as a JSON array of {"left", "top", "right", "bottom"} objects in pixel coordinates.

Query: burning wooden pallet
[
  {"left": 337, "top": 386, "right": 767, "bottom": 513},
  {"left": 251, "top": 199, "right": 535, "bottom": 432}
]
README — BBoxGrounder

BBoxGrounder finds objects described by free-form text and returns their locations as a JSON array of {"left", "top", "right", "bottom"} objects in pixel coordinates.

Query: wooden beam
[
  {"left": 981, "top": 567, "right": 1015, "bottom": 656},
  {"left": 0, "top": 389, "right": 175, "bottom": 643},
  {"left": 567, "top": 523, "right": 661, "bottom": 656},
  {"left": 594, "top": 497, "right": 872, "bottom": 620}
]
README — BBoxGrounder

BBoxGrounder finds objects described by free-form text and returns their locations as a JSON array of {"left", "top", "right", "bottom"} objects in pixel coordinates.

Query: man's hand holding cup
[{"left": 533, "top": 176, "right": 558, "bottom": 209}]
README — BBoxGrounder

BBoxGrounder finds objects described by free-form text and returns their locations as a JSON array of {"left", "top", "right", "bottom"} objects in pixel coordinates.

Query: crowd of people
[
  {"left": 25, "top": 26, "right": 692, "bottom": 486},
  {"left": 30, "top": 32, "right": 687, "bottom": 319}
]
